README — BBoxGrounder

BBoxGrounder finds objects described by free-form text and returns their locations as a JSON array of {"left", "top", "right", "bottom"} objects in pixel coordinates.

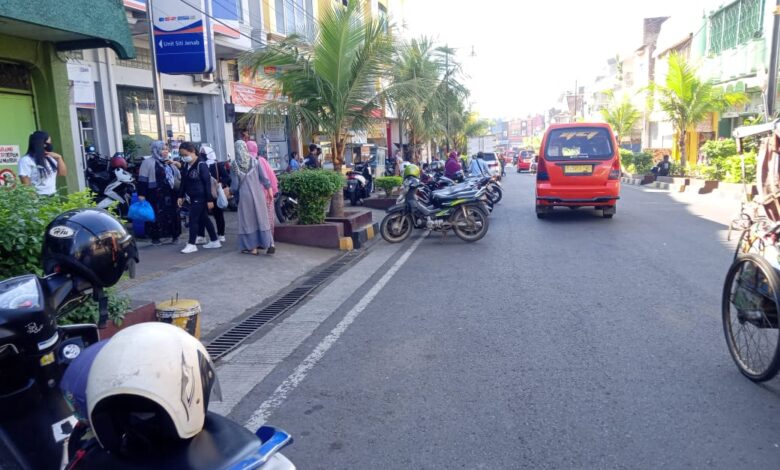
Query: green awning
[{"left": 0, "top": 0, "right": 135, "bottom": 59}]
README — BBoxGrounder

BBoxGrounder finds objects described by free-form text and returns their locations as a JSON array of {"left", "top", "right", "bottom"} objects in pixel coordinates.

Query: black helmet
[
  {"left": 430, "top": 161, "right": 444, "bottom": 172},
  {"left": 42, "top": 209, "right": 138, "bottom": 288}
]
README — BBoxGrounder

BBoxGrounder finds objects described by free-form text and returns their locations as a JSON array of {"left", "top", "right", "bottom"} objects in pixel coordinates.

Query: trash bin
[{"left": 155, "top": 299, "right": 201, "bottom": 339}]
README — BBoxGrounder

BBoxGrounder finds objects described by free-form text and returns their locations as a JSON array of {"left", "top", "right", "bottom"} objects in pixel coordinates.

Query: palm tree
[
  {"left": 600, "top": 92, "right": 641, "bottom": 143},
  {"left": 391, "top": 37, "right": 468, "bottom": 160},
  {"left": 242, "top": 1, "right": 398, "bottom": 216},
  {"left": 653, "top": 53, "right": 748, "bottom": 169}
]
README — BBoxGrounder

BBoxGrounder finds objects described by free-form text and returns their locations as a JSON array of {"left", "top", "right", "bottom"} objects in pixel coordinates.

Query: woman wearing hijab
[
  {"left": 256, "top": 151, "right": 278, "bottom": 253},
  {"left": 196, "top": 145, "right": 229, "bottom": 243},
  {"left": 138, "top": 140, "right": 182, "bottom": 245},
  {"left": 18, "top": 130, "right": 67, "bottom": 196},
  {"left": 233, "top": 140, "right": 273, "bottom": 255}
]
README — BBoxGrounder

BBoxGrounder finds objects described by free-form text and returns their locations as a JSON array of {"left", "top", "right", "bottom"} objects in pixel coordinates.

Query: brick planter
[
  {"left": 274, "top": 222, "right": 352, "bottom": 250},
  {"left": 363, "top": 197, "right": 397, "bottom": 210},
  {"left": 99, "top": 300, "right": 156, "bottom": 340},
  {"left": 325, "top": 210, "right": 373, "bottom": 237}
]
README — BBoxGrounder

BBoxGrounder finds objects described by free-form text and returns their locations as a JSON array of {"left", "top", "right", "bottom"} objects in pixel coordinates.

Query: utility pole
[
  {"left": 147, "top": 0, "right": 167, "bottom": 141},
  {"left": 573, "top": 80, "right": 578, "bottom": 122},
  {"left": 766, "top": 0, "right": 780, "bottom": 117}
]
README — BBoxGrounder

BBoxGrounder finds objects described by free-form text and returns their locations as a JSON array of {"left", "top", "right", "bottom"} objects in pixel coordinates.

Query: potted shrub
[
  {"left": 374, "top": 176, "right": 403, "bottom": 197},
  {"left": 278, "top": 170, "right": 345, "bottom": 225}
]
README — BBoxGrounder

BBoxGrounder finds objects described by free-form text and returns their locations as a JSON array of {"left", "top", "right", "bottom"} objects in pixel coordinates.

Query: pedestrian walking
[
  {"left": 196, "top": 145, "right": 228, "bottom": 243},
  {"left": 177, "top": 142, "right": 221, "bottom": 254},
  {"left": 257, "top": 152, "right": 278, "bottom": 254},
  {"left": 18, "top": 130, "right": 67, "bottom": 196},
  {"left": 138, "top": 140, "right": 182, "bottom": 245},
  {"left": 233, "top": 140, "right": 273, "bottom": 255},
  {"left": 242, "top": 130, "right": 259, "bottom": 158}
]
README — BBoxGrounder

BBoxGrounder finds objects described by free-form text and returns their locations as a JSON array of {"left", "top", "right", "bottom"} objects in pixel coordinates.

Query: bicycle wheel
[{"left": 722, "top": 254, "right": 780, "bottom": 382}]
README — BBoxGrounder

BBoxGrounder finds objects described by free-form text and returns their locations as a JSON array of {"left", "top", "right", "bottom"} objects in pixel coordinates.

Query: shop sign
[
  {"left": 0, "top": 145, "right": 20, "bottom": 165},
  {"left": 153, "top": 0, "right": 214, "bottom": 74},
  {"left": 67, "top": 64, "right": 95, "bottom": 108}
]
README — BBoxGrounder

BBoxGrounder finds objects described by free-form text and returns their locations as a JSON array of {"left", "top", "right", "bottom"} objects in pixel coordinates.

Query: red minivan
[{"left": 535, "top": 123, "right": 620, "bottom": 219}]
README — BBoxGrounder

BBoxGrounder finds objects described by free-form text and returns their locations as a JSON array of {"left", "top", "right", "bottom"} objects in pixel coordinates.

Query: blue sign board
[{"left": 152, "top": 0, "right": 214, "bottom": 74}]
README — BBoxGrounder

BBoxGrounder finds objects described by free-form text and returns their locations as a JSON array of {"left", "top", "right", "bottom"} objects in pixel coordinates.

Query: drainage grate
[{"left": 205, "top": 250, "right": 362, "bottom": 361}]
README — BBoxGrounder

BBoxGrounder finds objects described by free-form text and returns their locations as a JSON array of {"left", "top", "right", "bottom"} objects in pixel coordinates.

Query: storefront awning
[{"left": 0, "top": 0, "right": 135, "bottom": 59}]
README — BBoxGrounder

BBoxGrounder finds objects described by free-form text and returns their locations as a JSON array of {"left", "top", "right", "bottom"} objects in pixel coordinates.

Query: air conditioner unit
[{"left": 194, "top": 73, "right": 215, "bottom": 83}]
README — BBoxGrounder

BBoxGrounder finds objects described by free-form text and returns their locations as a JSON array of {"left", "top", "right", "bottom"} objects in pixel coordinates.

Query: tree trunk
[
  {"left": 678, "top": 129, "right": 686, "bottom": 171},
  {"left": 328, "top": 135, "right": 345, "bottom": 218}
]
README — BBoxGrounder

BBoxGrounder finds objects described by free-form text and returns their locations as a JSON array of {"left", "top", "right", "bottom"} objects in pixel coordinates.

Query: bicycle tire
[{"left": 722, "top": 254, "right": 780, "bottom": 382}]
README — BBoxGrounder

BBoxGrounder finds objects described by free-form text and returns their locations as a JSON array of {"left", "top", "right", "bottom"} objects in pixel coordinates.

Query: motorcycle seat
[
  {"left": 432, "top": 187, "right": 479, "bottom": 202},
  {"left": 77, "top": 412, "right": 266, "bottom": 469}
]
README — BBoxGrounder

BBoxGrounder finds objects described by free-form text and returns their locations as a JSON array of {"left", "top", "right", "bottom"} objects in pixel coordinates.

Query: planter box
[
  {"left": 363, "top": 197, "right": 397, "bottom": 210},
  {"left": 325, "top": 210, "right": 373, "bottom": 237},
  {"left": 99, "top": 300, "right": 156, "bottom": 340},
  {"left": 687, "top": 178, "right": 719, "bottom": 194},
  {"left": 274, "top": 222, "right": 351, "bottom": 250}
]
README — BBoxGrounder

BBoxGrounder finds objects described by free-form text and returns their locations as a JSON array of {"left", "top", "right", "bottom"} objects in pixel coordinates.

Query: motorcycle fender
[{"left": 385, "top": 203, "right": 406, "bottom": 214}]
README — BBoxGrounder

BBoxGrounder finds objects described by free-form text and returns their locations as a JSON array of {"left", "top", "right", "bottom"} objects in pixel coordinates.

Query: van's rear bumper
[{"left": 536, "top": 183, "right": 620, "bottom": 206}]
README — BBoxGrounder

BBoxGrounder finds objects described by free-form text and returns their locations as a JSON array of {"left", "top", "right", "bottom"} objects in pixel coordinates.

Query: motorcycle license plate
[{"left": 563, "top": 165, "right": 592, "bottom": 175}]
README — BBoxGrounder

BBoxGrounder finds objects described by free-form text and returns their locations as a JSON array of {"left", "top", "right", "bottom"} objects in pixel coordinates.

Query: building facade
[{"left": 0, "top": 0, "right": 134, "bottom": 192}]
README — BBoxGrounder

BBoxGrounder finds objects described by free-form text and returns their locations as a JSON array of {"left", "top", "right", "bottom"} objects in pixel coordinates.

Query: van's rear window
[{"left": 544, "top": 128, "right": 613, "bottom": 161}]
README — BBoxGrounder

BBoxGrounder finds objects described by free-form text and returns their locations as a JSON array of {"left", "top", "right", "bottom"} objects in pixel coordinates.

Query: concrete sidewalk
[{"left": 117, "top": 211, "right": 338, "bottom": 339}]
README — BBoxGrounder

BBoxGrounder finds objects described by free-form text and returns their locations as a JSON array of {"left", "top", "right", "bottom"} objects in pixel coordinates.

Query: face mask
[
  {"left": 182, "top": 156, "right": 193, "bottom": 163},
  {"left": 44, "top": 142, "right": 53, "bottom": 152}
]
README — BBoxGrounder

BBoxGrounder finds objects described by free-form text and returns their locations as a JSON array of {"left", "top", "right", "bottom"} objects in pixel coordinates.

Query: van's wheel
[
  {"left": 602, "top": 206, "right": 616, "bottom": 219},
  {"left": 536, "top": 205, "right": 549, "bottom": 219}
]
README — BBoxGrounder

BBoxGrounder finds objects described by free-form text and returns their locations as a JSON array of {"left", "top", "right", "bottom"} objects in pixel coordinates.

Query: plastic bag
[
  {"left": 128, "top": 200, "right": 156, "bottom": 223},
  {"left": 216, "top": 184, "right": 228, "bottom": 209}
]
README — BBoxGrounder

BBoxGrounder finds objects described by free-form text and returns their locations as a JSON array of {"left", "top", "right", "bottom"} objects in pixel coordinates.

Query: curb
[
  {"left": 339, "top": 236, "right": 354, "bottom": 251},
  {"left": 350, "top": 222, "right": 379, "bottom": 249}
]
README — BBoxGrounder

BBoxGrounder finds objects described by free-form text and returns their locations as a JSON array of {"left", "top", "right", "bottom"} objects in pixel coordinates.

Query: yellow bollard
[{"left": 155, "top": 299, "right": 201, "bottom": 339}]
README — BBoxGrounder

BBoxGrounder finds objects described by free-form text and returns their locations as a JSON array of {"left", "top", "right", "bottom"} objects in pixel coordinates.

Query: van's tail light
[
  {"left": 537, "top": 158, "right": 549, "bottom": 181},
  {"left": 609, "top": 158, "right": 620, "bottom": 180}
]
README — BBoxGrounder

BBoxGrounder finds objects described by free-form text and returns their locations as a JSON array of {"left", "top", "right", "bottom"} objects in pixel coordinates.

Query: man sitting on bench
[{"left": 652, "top": 155, "right": 671, "bottom": 177}]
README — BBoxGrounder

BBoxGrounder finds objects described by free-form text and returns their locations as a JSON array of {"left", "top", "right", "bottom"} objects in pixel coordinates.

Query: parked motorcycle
[
  {"left": 380, "top": 176, "right": 490, "bottom": 243},
  {"left": 344, "top": 161, "right": 373, "bottom": 206},
  {"left": 0, "top": 209, "right": 294, "bottom": 469},
  {"left": 84, "top": 149, "right": 135, "bottom": 217}
]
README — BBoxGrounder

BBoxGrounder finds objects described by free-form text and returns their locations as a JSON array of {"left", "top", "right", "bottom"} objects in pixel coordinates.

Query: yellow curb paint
[
  {"left": 339, "top": 237, "right": 354, "bottom": 251},
  {"left": 366, "top": 225, "right": 374, "bottom": 239}
]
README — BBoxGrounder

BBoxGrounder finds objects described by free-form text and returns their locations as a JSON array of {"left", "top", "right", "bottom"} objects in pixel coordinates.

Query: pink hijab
[
  {"left": 245, "top": 139, "right": 259, "bottom": 158},
  {"left": 258, "top": 156, "right": 278, "bottom": 195}
]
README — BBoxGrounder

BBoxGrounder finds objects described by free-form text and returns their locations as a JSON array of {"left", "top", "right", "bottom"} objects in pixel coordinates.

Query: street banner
[
  {"left": 152, "top": 0, "right": 214, "bottom": 74},
  {"left": 231, "top": 82, "right": 272, "bottom": 109}
]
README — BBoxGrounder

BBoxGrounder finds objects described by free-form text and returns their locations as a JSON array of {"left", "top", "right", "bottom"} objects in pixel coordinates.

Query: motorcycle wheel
[
  {"left": 275, "top": 194, "right": 298, "bottom": 224},
  {"left": 487, "top": 185, "right": 503, "bottom": 204},
  {"left": 380, "top": 213, "right": 413, "bottom": 243},
  {"left": 350, "top": 191, "right": 358, "bottom": 206},
  {"left": 452, "top": 205, "right": 489, "bottom": 242}
]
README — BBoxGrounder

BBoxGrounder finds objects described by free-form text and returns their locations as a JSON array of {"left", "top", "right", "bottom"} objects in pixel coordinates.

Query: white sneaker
[
  {"left": 218, "top": 235, "right": 226, "bottom": 243},
  {"left": 195, "top": 236, "right": 207, "bottom": 245},
  {"left": 203, "top": 240, "right": 222, "bottom": 249},
  {"left": 181, "top": 244, "right": 198, "bottom": 254}
]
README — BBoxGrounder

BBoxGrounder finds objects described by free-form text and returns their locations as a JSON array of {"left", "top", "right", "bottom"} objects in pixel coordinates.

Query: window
[
  {"left": 118, "top": 88, "right": 206, "bottom": 143},
  {"left": 544, "top": 128, "right": 614, "bottom": 161},
  {"left": 275, "top": 0, "right": 314, "bottom": 40},
  {"left": 709, "top": 0, "right": 763, "bottom": 54},
  {"left": 227, "top": 61, "right": 240, "bottom": 82},
  {"left": 378, "top": 3, "right": 388, "bottom": 32},
  {"left": 116, "top": 48, "right": 152, "bottom": 70}
]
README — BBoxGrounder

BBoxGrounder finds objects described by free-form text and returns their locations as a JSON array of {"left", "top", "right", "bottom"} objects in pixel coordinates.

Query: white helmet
[{"left": 86, "top": 323, "right": 220, "bottom": 454}]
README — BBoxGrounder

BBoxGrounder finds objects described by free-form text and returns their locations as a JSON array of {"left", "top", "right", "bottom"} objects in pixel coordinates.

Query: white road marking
[{"left": 244, "top": 236, "right": 424, "bottom": 430}]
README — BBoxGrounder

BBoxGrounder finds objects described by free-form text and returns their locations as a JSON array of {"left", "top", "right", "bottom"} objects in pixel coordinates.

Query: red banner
[{"left": 231, "top": 82, "right": 271, "bottom": 109}]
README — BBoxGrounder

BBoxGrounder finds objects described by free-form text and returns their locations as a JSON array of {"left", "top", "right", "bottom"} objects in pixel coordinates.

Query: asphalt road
[{"left": 233, "top": 172, "right": 780, "bottom": 469}]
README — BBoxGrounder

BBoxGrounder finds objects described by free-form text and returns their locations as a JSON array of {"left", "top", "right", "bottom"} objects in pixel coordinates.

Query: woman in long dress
[
  {"left": 256, "top": 152, "right": 278, "bottom": 254},
  {"left": 233, "top": 140, "right": 274, "bottom": 255}
]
